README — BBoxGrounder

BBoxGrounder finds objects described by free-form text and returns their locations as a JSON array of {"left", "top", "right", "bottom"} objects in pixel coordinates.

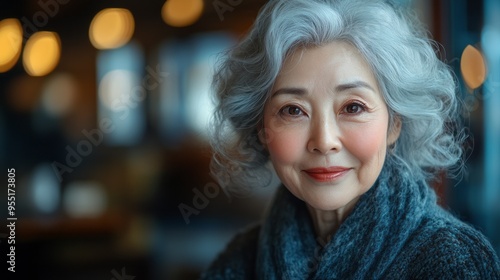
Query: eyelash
[
  {"left": 279, "top": 105, "right": 305, "bottom": 117},
  {"left": 342, "top": 101, "right": 367, "bottom": 115},
  {"left": 278, "top": 101, "right": 368, "bottom": 118}
]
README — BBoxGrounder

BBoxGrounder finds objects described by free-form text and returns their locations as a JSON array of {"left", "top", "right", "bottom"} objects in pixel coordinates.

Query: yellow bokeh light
[
  {"left": 23, "top": 31, "right": 61, "bottom": 77},
  {"left": 162, "top": 0, "right": 204, "bottom": 27},
  {"left": 0, "top": 18, "right": 23, "bottom": 73},
  {"left": 461, "top": 45, "right": 487, "bottom": 90},
  {"left": 89, "top": 8, "right": 135, "bottom": 49}
]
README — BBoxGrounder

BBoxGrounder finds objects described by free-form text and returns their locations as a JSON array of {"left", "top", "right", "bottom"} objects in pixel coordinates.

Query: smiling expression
[{"left": 261, "top": 41, "right": 400, "bottom": 211}]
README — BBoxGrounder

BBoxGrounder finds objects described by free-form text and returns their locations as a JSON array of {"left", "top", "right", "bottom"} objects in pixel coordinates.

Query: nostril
[
  {"left": 308, "top": 134, "right": 341, "bottom": 154},
  {"left": 307, "top": 119, "right": 342, "bottom": 154}
]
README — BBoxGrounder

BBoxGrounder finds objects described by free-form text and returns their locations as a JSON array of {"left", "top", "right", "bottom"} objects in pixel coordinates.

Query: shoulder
[
  {"left": 200, "top": 224, "right": 261, "bottom": 280},
  {"left": 406, "top": 212, "right": 500, "bottom": 279}
]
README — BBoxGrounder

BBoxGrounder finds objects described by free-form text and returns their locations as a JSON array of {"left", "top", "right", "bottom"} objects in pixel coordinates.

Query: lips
[{"left": 303, "top": 167, "right": 351, "bottom": 182}]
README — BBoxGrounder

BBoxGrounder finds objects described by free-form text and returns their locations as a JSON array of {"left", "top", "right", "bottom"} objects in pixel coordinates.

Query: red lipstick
[{"left": 303, "top": 167, "right": 351, "bottom": 182}]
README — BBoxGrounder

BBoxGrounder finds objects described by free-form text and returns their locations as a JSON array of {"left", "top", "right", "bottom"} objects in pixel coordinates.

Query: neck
[{"left": 306, "top": 198, "right": 360, "bottom": 242}]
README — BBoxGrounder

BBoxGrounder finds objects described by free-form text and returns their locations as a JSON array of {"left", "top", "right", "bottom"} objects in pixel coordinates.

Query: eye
[
  {"left": 279, "top": 105, "right": 304, "bottom": 117},
  {"left": 343, "top": 102, "right": 366, "bottom": 114}
]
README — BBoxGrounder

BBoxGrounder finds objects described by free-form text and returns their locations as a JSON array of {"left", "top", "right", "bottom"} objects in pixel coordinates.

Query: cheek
[
  {"left": 266, "top": 127, "right": 305, "bottom": 165},
  {"left": 343, "top": 121, "right": 388, "bottom": 163}
]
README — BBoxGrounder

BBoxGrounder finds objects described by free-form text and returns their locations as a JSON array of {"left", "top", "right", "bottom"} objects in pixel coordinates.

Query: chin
[
  {"left": 304, "top": 195, "right": 352, "bottom": 212},
  {"left": 301, "top": 190, "right": 363, "bottom": 213}
]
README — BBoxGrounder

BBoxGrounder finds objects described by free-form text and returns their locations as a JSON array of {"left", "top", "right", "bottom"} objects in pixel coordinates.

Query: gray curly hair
[{"left": 210, "top": 0, "right": 464, "bottom": 194}]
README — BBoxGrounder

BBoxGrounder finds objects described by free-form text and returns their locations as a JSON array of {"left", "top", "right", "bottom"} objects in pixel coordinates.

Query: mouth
[{"left": 303, "top": 167, "right": 351, "bottom": 182}]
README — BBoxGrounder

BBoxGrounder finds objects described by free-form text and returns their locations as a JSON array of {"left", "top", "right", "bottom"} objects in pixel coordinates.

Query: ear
[{"left": 387, "top": 115, "right": 401, "bottom": 145}]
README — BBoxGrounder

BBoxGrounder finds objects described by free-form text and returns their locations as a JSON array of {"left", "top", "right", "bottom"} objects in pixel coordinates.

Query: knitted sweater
[{"left": 202, "top": 166, "right": 500, "bottom": 279}]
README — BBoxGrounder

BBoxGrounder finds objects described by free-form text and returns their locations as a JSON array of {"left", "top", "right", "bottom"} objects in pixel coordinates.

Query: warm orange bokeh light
[
  {"left": 23, "top": 31, "right": 61, "bottom": 77},
  {"left": 0, "top": 18, "right": 23, "bottom": 73},
  {"left": 89, "top": 8, "right": 135, "bottom": 49},
  {"left": 461, "top": 45, "right": 487, "bottom": 90},
  {"left": 162, "top": 0, "right": 204, "bottom": 27}
]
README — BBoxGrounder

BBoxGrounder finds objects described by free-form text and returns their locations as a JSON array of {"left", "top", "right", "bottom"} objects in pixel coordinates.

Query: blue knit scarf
[{"left": 256, "top": 164, "right": 438, "bottom": 279}]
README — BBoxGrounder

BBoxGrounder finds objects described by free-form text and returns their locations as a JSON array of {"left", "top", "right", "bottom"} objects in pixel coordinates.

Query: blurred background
[{"left": 0, "top": 0, "right": 499, "bottom": 279}]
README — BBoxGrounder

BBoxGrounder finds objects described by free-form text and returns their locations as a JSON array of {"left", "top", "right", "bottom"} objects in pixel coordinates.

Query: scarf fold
[{"left": 255, "top": 164, "right": 438, "bottom": 279}]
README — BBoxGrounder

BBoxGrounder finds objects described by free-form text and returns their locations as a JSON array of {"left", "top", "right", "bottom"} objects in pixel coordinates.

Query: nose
[{"left": 307, "top": 117, "right": 342, "bottom": 154}]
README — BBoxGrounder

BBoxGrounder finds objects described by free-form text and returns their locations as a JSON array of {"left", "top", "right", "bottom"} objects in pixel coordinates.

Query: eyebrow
[
  {"left": 271, "top": 80, "right": 376, "bottom": 98},
  {"left": 335, "top": 81, "right": 376, "bottom": 93}
]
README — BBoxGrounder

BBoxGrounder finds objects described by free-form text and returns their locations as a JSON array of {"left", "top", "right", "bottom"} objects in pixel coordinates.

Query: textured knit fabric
[{"left": 201, "top": 164, "right": 500, "bottom": 279}]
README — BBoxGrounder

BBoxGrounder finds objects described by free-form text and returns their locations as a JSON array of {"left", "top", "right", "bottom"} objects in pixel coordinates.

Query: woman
[{"left": 203, "top": 0, "right": 500, "bottom": 278}]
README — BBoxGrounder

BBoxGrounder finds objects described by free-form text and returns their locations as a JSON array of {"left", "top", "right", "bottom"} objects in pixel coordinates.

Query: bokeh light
[
  {"left": 41, "top": 73, "right": 78, "bottom": 117},
  {"left": 98, "top": 69, "right": 137, "bottom": 110},
  {"left": 0, "top": 18, "right": 23, "bottom": 73},
  {"left": 89, "top": 8, "right": 135, "bottom": 49},
  {"left": 32, "top": 163, "right": 60, "bottom": 214},
  {"left": 162, "top": 0, "right": 204, "bottom": 27},
  {"left": 63, "top": 182, "right": 107, "bottom": 218},
  {"left": 461, "top": 44, "right": 487, "bottom": 90},
  {"left": 23, "top": 31, "right": 61, "bottom": 77}
]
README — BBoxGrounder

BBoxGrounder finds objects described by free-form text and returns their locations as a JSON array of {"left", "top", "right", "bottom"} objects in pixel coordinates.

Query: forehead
[{"left": 275, "top": 41, "right": 378, "bottom": 88}]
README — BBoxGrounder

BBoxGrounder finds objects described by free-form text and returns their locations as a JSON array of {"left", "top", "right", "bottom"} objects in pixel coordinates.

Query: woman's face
[{"left": 262, "top": 41, "right": 400, "bottom": 211}]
